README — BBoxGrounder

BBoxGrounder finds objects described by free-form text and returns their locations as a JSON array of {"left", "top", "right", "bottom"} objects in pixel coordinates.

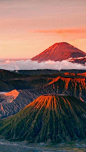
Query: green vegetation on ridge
[{"left": 0, "top": 95, "right": 86, "bottom": 143}]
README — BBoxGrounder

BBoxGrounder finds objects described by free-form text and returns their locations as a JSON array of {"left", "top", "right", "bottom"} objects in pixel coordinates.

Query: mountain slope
[
  {"left": 4, "top": 89, "right": 19, "bottom": 102},
  {"left": 33, "top": 76, "right": 86, "bottom": 102},
  {"left": 68, "top": 56, "right": 86, "bottom": 65},
  {"left": 31, "top": 42, "right": 86, "bottom": 62},
  {"left": 0, "top": 95, "right": 86, "bottom": 143},
  {"left": 0, "top": 90, "right": 37, "bottom": 118}
]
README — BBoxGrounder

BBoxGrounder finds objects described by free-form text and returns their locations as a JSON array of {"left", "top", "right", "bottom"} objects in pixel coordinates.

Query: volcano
[
  {"left": 31, "top": 42, "right": 86, "bottom": 62},
  {"left": 0, "top": 95, "right": 86, "bottom": 143}
]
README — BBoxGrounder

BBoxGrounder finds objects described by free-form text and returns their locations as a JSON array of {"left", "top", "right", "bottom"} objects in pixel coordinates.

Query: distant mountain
[
  {"left": 31, "top": 42, "right": 86, "bottom": 63},
  {"left": 4, "top": 89, "right": 19, "bottom": 102},
  {"left": 0, "top": 95, "right": 86, "bottom": 143},
  {"left": 0, "top": 89, "right": 37, "bottom": 118}
]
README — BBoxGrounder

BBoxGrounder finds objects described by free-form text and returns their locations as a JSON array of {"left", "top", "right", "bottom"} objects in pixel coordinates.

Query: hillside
[
  {"left": 31, "top": 42, "right": 86, "bottom": 62},
  {"left": 0, "top": 69, "right": 85, "bottom": 119},
  {"left": 0, "top": 95, "right": 86, "bottom": 143},
  {"left": 68, "top": 57, "right": 86, "bottom": 65},
  {"left": 32, "top": 76, "right": 86, "bottom": 102},
  {"left": 0, "top": 90, "right": 37, "bottom": 118}
]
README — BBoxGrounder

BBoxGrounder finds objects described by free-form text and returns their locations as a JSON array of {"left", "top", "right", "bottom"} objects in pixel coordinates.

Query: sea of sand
[{"left": 0, "top": 139, "right": 86, "bottom": 152}]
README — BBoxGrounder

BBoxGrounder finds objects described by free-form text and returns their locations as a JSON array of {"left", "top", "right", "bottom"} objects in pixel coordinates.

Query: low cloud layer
[{"left": 0, "top": 59, "right": 86, "bottom": 71}]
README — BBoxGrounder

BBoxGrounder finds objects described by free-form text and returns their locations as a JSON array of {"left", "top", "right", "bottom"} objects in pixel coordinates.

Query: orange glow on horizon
[{"left": 30, "top": 28, "right": 86, "bottom": 34}]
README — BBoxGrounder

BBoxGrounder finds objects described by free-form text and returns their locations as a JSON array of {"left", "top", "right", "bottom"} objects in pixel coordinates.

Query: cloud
[
  {"left": 0, "top": 59, "right": 85, "bottom": 71},
  {"left": 29, "top": 28, "right": 86, "bottom": 34}
]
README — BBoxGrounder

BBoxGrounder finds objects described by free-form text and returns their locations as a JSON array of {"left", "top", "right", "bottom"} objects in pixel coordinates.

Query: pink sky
[{"left": 0, "top": 0, "right": 86, "bottom": 59}]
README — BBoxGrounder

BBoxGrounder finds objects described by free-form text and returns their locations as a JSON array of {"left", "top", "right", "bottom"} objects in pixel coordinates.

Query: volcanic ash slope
[{"left": 0, "top": 95, "right": 86, "bottom": 143}]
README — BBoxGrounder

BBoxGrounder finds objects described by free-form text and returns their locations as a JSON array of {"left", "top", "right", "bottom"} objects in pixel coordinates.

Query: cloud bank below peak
[{"left": 0, "top": 59, "right": 85, "bottom": 71}]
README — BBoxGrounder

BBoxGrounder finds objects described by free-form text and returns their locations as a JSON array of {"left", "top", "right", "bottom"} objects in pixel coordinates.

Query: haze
[{"left": 0, "top": 0, "right": 86, "bottom": 59}]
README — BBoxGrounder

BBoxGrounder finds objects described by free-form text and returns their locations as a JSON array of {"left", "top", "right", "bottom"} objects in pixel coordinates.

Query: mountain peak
[
  {"left": 48, "top": 42, "right": 76, "bottom": 50},
  {"left": 49, "top": 42, "right": 70, "bottom": 48},
  {"left": 4, "top": 89, "right": 19, "bottom": 100},
  {"left": 31, "top": 42, "right": 86, "bottom": 62},
  {"left": 53, "top": 42, "right": 70, "bottom": 45}
]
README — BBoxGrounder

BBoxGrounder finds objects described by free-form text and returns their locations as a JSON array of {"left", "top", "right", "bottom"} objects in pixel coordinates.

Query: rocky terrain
[
  {"left": 38, "top": 76, "right": 86, "bottom": 102},
  {"left": 0, "top": 89, "right": 37, "bottom": 118},
  {"left": 0, "top": 69, "right": 85, "bottom": 119}
]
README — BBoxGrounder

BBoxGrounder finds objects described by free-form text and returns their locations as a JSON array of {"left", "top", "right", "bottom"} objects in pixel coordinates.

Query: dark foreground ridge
[{"left": 0, "top": 95, "right": 86, "bottom": 143}]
